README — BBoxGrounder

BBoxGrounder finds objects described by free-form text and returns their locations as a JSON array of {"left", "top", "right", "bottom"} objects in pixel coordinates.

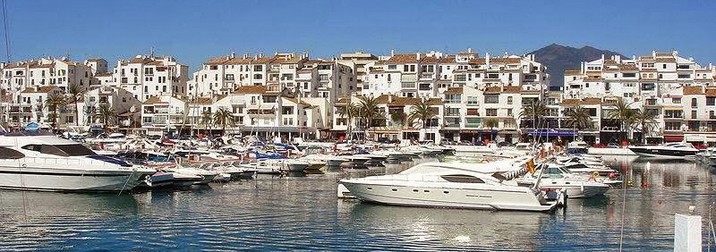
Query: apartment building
[
  {"left": 0, "top": 58, "right": 94, "bottom": 98},
  {"left": 363, "top": 49, "right": 549, "bottom": 99},
  {"left": 564, "top": 51, "right": 716, "bottom": 144},
  {"left": 78, "top": 86, "right": 142, "bottom": 128},
  {"left": 336, "top": 52, "right": 379, "bottom": 93},
  {"left": 110, "top": 55, "right": 190, "bottom": 102}
]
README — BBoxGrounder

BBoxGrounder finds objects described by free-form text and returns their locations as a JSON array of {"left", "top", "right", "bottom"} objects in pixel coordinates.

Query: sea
[{"left": 0, "top": 156, "right": 714, "bottom": 251}]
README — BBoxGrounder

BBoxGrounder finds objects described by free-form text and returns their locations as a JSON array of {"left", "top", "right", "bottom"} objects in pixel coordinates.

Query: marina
[{"left": 0, "top": 155, "right": 713, "bottom": 251}]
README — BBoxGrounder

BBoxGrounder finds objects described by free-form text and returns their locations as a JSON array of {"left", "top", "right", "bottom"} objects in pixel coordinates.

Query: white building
[{"left": 110, "top": 55, "right": 190, "bottom": 102}]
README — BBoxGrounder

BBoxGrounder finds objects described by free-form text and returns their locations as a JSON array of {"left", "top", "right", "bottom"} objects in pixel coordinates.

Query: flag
[{"left": 527, "top": 159, "right": 536, "bottom": 175}]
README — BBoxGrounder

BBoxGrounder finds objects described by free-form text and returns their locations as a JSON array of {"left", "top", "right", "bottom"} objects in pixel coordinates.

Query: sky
[{"left": 4, "top": 0, "right": 716, "bottom": 70}]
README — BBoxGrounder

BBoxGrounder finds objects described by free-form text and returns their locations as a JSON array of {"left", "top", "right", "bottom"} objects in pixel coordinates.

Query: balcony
[
  {"left": 420, "top": 73, "right": 434, "bottom": 80},
  {"left": 445, "top": 99, "right": 461, "bottom": 104}
]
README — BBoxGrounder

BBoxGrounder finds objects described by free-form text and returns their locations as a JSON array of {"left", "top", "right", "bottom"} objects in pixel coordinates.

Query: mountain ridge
[{"left": 528, "top": 44, "right": 626, "bottom": 87}]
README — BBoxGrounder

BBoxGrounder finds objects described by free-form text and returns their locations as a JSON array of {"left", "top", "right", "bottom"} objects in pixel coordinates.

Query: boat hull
[
  {"left": 0, "top": 166, "right": 149, "bottom": 192},
  {"left": 341, "top": 181, "right": 560, "bottom": 212},
  {"left": 629, "top": 147, "right": 697, "bottom": 159}
]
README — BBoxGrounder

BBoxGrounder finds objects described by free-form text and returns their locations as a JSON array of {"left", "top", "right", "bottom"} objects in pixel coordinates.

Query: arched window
[{"left": 692, "top": 98, "right": 698, "bottom": 107}]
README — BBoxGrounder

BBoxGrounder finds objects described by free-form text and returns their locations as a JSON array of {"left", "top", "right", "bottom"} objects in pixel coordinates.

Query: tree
[
  {"left": 213, "top": 107, "right": 234, "bottom": 133},
  {"left": 633, "top": 107, "right": 658, "bottom": 144},
  {"left": 200, "top": 110, "right": 213, "bottom": 132},
  {"left": 390, "top": 110, "right": 407, "bottom": 129},
  {"left": 563, "top": 106, "right": 594, "bottom": 130},
  {"left": 95, "top": 103, "right": 116, "bottom": 126},
  {"left": 337, "top": 102, "right": 358, "bottom": 135},
  {"left": 407, "top": 99, "right": 437, "bottom": 128},
  {"left": 67, "top": 83, "right": 84, "bottom": 126},
  {"left": 607, "top": 98, "right": 637, "bottom": 141},
  {"left": 45, "top": 93, "right": 67, "bottom": 130},
  {"left": 357, "top": 95, "right": 384, "bottom": 135},
  {"left": 484, "top": 118, "right": 499, "bottom": 140},
  {"left": 519, "top": 100, "right": 547, "bottom": 129}
]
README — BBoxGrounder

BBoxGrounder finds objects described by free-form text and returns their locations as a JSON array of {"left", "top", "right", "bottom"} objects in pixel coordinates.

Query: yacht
[
  {"left": 339, "top": 160, "right": 565, "bottom": 212},
  {"left": 0, "top": 132, "right": 155, "bottom": 192},
  {"left": 629, "top": 142, "right": 699, "bottom": 159}
]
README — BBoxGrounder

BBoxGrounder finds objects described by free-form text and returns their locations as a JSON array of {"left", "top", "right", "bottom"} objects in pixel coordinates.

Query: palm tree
[
  {"left": 407, "top": 99, "right": 437, "bottom": 128},
  {"left": 564, "top": 106, "right": 594, "bottom": 130},
  {"left": 200, "top": 110, "right": 213, "bottom": 132},
  {"left": 45, "top": 93, "right": 67, "bottom": 130},
  {"left": 67, "top": 83, "right": 84, "bottom": 126},
  {"left": 95, "top": 103, "right": 116, "bottom": 126},
  {"left": 607, "top": 98, "right": 637, "bottom": 142},
  {"left": 390, "top": 110, "right": 407, "bottom": 129},
  {"left": 633, "top": 107, "right": 658, "bottom": 144},
  {"left": 519, "top": 100, "right": 547, "bottom": 129},
  {"left": 337, "top": 102, "right": 358, "bottom": 134},
  {"left": 357, "top": 95, "right": 383, "bottom": 136},
  {"left": 213, "top": 107, "right": 234, "bottom": 133},
  {"left": 484, "top": 118, "right": 499, "bottom": 140}
]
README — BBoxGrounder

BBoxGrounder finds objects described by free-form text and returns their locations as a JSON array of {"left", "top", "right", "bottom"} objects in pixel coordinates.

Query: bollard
[{"left": 674, "top": 211, "right": 701, "bottom": 252}]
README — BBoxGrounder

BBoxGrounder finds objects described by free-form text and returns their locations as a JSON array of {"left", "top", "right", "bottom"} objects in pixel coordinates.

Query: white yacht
[
  {"left": 339, "top": 160, "right": 565, "bottom": 212},
  {"left": 0, "top": 132, "right": 155, "bottom": 192},
  {"left": 629, "top": 142, "right": 699, "bottom": 159}
]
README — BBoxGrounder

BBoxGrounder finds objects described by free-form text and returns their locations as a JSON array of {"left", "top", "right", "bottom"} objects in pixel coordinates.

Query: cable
[{"left": 1, "top": 0, "right": 10, "bottom": 62}]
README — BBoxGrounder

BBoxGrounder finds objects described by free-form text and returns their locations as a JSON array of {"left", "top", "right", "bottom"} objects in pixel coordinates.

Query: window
[
  {"left": 388, "top": 65, "right": 396, "bottom": 70},
  {"left": 707, "top": 97, "right": 715, "bottom": 106},
  {"left": 623, "top": 73, "right": 636, "bottom": 78},
  {"left": 0, "top": 147, "right": 24, "bottom": 159},
  {"left": 467, "top": 96, "right": 478, "bottom": 105},
  {"left": 253, "top": 74, "right": 262, "bottom": 80},
  {"left": 673, "top": 98, "right": 681, "bottom": 104},
  {"left": 486, "top": 109, "right": 498, "bottom": 116},
  {"left": 507, "top": 109, "right": 513, "bottom": 116},
  {"left": 642, "top": 83, "right": 655, "bottom": 91},
  {"left": 507, "top": 96, "right": 513, "bottom": 105},
  {"left": 692, "top": 98, "right": 698, "bottom": 107},
  {"left": 662, "top": 64, "right": 667, "bottom": 69},
  {"left": 485, "top": 95, "right": 499, "bottom": 104},
  {"left": 21, "top": 144, "right": 96, "bottom": 157}
]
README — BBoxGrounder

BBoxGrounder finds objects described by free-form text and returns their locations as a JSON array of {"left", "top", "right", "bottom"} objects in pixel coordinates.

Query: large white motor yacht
[
  {"left": 339, "top": 160, "right": 564, "bottom": 212},
  {"left": 0, "top": 132, "right": 155, "bottom": 192}
]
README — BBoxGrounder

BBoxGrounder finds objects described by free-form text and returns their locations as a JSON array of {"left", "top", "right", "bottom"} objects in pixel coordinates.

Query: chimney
[
  {"left": 388, "top": 94, "right": 393, "bottom": 103},
  {"left": 485, "top": 52, "right": 490, "bottom": 65},
  {"left": 652, "top": 50, "right": 656, "bottom": 58},
  {"left": 391, "top": 50, "right": 395, "bottom": 57},
  {"left": 416, "top": 53, "right": 421, "bottom": 60},
  {"left": 230, "top": 51, "right": 236, "bottom": 58},
  {"left": 468, "top": 47, "right": 472, "bottom": 53}
]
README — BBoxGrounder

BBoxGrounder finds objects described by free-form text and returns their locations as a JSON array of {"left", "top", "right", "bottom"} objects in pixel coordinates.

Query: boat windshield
[{"left": 22, "top": 144, "right": 96, "bottom": 157}]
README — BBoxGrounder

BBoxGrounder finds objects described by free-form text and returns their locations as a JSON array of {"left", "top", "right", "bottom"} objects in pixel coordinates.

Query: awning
[
  {"left": 664, "top": 135, "right": 684, "bottom": 142},
  {"left": 527, "top": 129, "right": 576, "bottom": 137}
]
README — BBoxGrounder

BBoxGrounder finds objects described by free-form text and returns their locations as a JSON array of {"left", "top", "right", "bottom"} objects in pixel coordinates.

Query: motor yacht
[
  {"left": 0, "top": 132, "right": 155, "bottom": 192},
  {"left": 339, "top": 160, "right": 565, "bottom": 212},
  {"left": 629, "top": 142, "right": 699, "bottom": 159}
]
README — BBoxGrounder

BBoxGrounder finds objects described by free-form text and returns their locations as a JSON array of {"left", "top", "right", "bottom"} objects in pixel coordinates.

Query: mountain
[{"left": 528, "top": 44, "right": 626, "bottom": 88}]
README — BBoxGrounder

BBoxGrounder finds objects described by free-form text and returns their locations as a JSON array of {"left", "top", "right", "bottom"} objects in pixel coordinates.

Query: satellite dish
[{"left": 129, "top": 105, "right": 136, "bottom": 113}]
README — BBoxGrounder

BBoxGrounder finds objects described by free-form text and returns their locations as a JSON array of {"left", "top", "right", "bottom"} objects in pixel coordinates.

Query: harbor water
[{"left": 1, "top": 157, "right": 714, "bottom": 251}]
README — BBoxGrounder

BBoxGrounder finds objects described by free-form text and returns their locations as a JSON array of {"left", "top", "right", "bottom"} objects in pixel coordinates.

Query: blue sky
[{"left": 6, "top": 0, "right": 716, "bottom": 70}]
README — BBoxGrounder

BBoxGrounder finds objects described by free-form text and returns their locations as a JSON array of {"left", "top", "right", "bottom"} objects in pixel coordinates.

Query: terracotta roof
[
  {"left": 420, "top": 56, "right": 440, "bottom": 64},
  {"left": 619, "top": 64, "right": 639, "bottom": 71},
  {"left": 21, "top": 86, "right": 59, "bottom": 94},
  {"left": 582, "top": 97, "right": 602, "bottom": 105},
  {"left": 484, "top": 86, "right": 501, "bottom": 94},
  {"left": 683, "top": 86, "right": 704, "bottom": 95},
  {"left": 29, "top": 63, "right": 54, "bottom": 69},
  {"left": 706, "top": 88, "right": 716, "bottom": 97},
  {"left": 489, "top": 57, "right": 521, "bottom": 64},
  {"left": 385, "top": 54, "right": 418, "bottom": 64},
  {"left": 444, "top": 87, "right": 463, "bottom": 95},
  {"left": 336, "top": 97, "right": 350, "bottom": 104},
  {"left": 143, "top": 96, "right": 162, "bottom": 104},
  {"left": 426, "top": 98, "right": 442, "bottom": 105},
  {"left": 564, "top": 69, "right": 581, "bottom": 75},
  {"left": 654, "top": 52, "right": 673, "bottom": 57},
  {"left": 469, "top": 58, "right": 486, "bottom": 65},
  {"left": 252, "top": 56, "right": 276, "bottom": 64},
  {"left": 503, "top": 86, "right": 521, "bottom": 93},
  {"left": 193, "top": 97, "right": 213, "bottom": 105},
  {"left": 656, "top": 57, "right": 676, "bottom": 63},
  {"left": 128, "top": 57, "right": 154, "bottom": 64},
  {"left": 388, "top": 97, "right": 421, "bottom": 107},
  {"left": 375, "top": 94, "right": 394, "bottom": 104},
  {"left": 234, "top": 85, "right": 267, "bottom": 94},
  {"left": 560, "top": 99, "right": 581, "bottom": 106}
]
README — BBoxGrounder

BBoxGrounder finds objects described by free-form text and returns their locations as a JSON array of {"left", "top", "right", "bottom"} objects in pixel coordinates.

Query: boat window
[
  {"left": 441, "top": 174, "right": 485, "bottom": 183},
  {"left": 21, "top": 144, "right": 96, "bottom": 157},
  {"left": 413, "top": 189, "right": 419, "bottom": 193},
  {"left": 0, "top": 147, "right": 25, "bottom": 159}
]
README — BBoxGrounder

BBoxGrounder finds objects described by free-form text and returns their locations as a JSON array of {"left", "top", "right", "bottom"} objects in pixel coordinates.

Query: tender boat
[
  {"left": 339, "top": 160, "right": 565, "bottom": 212},
  {"left": 0, "top": 131, "right": 154, "bottom": 192},
  {"left": 629, "top": 142, "right": 699, "bottom": 159},
  {"left": 516, "top": 163, "right": 613, "bottom": 199}
]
